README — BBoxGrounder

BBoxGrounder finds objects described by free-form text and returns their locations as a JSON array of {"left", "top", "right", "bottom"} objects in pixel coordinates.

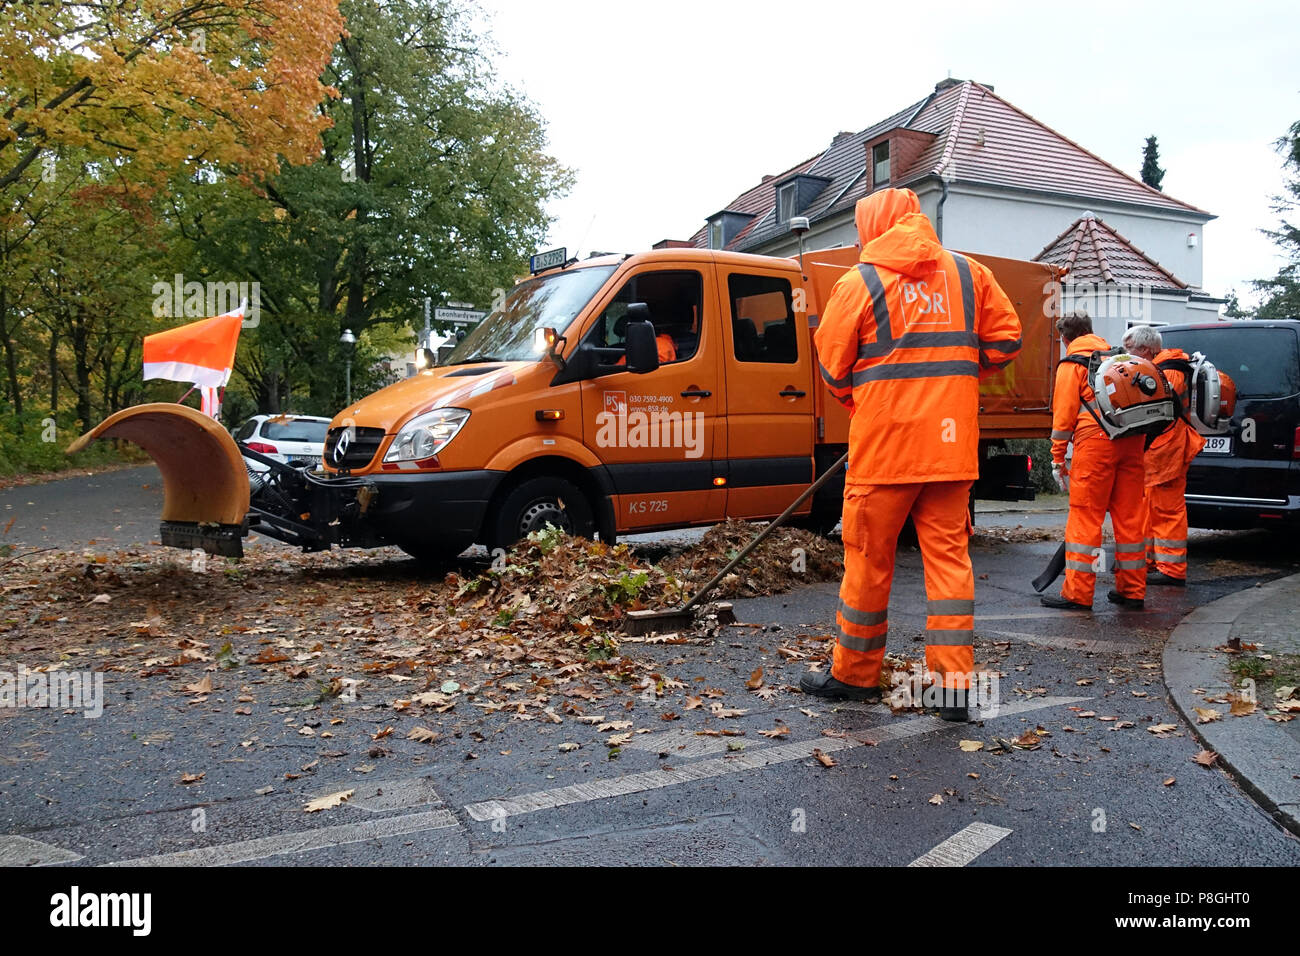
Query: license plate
[{"left": 1200, "top": 436, "right": 1232, "bottom": 455}]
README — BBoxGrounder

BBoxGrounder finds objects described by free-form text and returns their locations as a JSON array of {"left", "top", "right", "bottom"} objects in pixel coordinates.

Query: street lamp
[{"left": 340, "top": 328, "right": 357, "bottom": 405}]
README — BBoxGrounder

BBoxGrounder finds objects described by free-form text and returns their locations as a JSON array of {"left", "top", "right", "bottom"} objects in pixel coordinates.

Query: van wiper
[{"left": 453, "top": 356, "right": 506, "bottom": 364}]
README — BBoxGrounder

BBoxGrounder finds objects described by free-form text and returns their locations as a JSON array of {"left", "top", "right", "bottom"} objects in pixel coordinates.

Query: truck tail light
[
  {"left": 1027, "top": 456, "right": 1033, "bottom": 471},
  {"left": 245, "top": 442, "right": 278, "bottom": 454},
  {"left": 1293, "top": 427, "right": 1300, "bottom": 459}
]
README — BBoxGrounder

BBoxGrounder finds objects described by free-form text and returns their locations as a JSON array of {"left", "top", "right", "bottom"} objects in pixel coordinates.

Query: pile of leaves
[{"left": 0, "top": 521, "right": 844, "bottom": 734}]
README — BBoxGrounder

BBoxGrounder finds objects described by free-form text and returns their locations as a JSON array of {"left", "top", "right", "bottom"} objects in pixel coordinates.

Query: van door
[
  {"left": 578, "top": 265, "right": 726, "bottom": 531},
  {"left": 718, "top": 267, "right": 815, "bottom": 517}
]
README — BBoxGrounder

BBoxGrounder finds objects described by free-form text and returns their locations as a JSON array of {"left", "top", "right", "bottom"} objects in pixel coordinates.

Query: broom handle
[{"left": 680, "top": 451, "right": 850, "bottom": 613}]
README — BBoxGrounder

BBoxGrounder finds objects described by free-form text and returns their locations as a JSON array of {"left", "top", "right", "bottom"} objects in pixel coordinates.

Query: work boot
[
  {"left": 1147, "top": 570, "right": 1185, "bottom": 587},
  {"left": 1041, "top": 593, "right": 1092, "bottom": 611},
  {"left": 1107, "top": 589, "right": 1144, "bottom": 609},
  {"left": 799, "top": 670, "right": 881, "bottom": 701},
  {"left": 926, "top": 686, "right": 969, "bottom": 723}
]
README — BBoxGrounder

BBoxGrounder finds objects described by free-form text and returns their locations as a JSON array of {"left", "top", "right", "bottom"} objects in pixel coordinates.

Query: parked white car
[{"left": 232, "top": 415, "right": 330, "bottom": 473}]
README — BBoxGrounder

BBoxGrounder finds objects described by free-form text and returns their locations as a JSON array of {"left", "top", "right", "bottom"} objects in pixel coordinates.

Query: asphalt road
[{"left": 2, "top": 466, "right": 1298, "bottom": 867}]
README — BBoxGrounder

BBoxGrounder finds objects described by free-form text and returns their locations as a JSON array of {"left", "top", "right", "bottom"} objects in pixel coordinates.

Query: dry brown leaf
[
  {"left": 1194, "top": 707, "right": 1221, "bottom": 724},
  {"left": 812, "top": 749, "right": 836, "bottom": 768},
  {"left": 184, "top": 675, "right": 213, "bottom": 695},
  {"left": 758, "top": 726, "right": 791, "bottom": 738},
  {"left": 407, "top": 727, "right": 440, "bottom": 743},
  {"left": 1229, "top": 697, "right": 1256, "bottom": 717},
  {"left": 606, "top": 732, "right": 633, "bottom": 746},
  {"left": 304, "top": 789, "right": 354, "bottom": 813},
  {"left": 928, "top": 793, "right": 944, "bottom": 805},
  {"left": 1163, "top": 777, "right": 1176, "bottom": 787},
  {"left": 745, "top": 667, "right": 764, "bottom": 690},
  {"left": 958, "top": 739, "right": 984, "bottom": 752},
  {"left": 179, "top": 772, "right": 204, "bottom": 785},
  {"left": 1193, "top": 749, "right": 1219, "bottom": 767},
  {"left": 1147, "top": 723, "right": 1178, "bottom": 736},
  {"left": 598, "top": 720, "right": 633, "bottom": 732},
  {"left": 683, "top": 696, "right": 703, "bottom": 711}
]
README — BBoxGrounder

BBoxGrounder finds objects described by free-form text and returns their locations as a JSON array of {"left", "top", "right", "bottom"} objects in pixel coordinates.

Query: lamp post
[{"left": 340, "top": 328, "right": 357, "bottom": 405}]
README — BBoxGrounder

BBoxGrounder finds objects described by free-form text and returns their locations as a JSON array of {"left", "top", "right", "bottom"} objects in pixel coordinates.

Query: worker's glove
[{"left": 1052, "top": 464, "right": 1070, "bottom": 494}]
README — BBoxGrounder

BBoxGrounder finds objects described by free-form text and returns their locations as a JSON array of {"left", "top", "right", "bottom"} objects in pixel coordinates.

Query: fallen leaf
[
  {"left": 753, "top": 686, "right": 778, "bottom": 701},
  {"left": 928, "top": 793, "right": 944, "bottom": 805},
  {"left": 1194, "top": 707, "right": 1221, "bottom": 724},
  {"left": 812, "top": 749, "right": 836, "bottom": 768},
  {"left": 959, "top": 739, "right": 984, "bottom": 752},
  {"left": 745, "top": 667, "right": 764, "bottom": 690},
  {"left": 184, "top": 675, "right": 213, "bottom": 695},
  {"left": 1163, "top": 777, "right": 1176, "bottom": 787},
  {"left": 179, "top": 772, "right": 205, "bottom": 785},
  {"left": 298, "top": 726, "right": 315, "bottom": 737},
  {"left": 1229, "top": 697, "right": 1256, "bottom": 717},
  {"left": 598, "top": 720, "right": 633, "bottom": 732},
  {"left": 799, "top": 708, "right": 819, "bottom": 718},
  {"left": 758, "top": 725, "right": 791, "bottom": 738},
  {"left": 683, "top": 696, "right": 703, "bottom": 710},
  {"left": 606, "top": 732, "right": 633, "bottom": 746},
  {"left": 372, "top": 726, "right": 393, "bottom": 740},
  {"left": 304, "top": 789, "right": 354, "bottom": 813},
  {"left": 1193, "top": 749, "right": 1219, "bottom": 767},
  {"left": 407, "top": 727, "right": 439, "bottom": 743},
  {"left": 558, "top": 742, "right": 579, "bottom": 752},
  {"left": 1147, "top": 723, "right": 1178, "bottom": 736}
]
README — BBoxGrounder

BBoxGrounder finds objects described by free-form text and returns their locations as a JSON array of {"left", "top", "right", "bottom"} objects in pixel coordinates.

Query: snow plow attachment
[{"left": 67, "top": 403, "right": 250, "bottom": 557}]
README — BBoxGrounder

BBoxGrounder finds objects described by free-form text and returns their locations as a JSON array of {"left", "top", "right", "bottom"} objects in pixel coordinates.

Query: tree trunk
[
  {"left": 48, "top": 328, "right": 58, "bottom": 413},
  {"left": 0, "top": 282, "right": 22, "bottom": 418},
  {"left": 71, "top": 307, "right": 92, "bottom": 431}
]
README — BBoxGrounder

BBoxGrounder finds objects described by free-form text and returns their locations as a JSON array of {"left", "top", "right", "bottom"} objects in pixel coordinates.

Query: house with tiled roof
[
  {"left": 680, "top": 78, "right": 1220, "bottom": 325},
  {"left": 1034, "top": 212, "right": 1218, "bottom": 343}
]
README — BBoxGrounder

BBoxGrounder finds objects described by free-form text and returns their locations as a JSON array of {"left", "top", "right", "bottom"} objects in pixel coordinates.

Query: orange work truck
[{"left": 73, "top": 245, "right": 1060, "bottom": 559}]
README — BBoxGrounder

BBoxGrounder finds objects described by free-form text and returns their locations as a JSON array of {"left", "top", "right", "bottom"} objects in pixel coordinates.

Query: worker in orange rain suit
[
  {"left": 799, "top": 188, "right": 1022, "bottom": 722},
  {"left": 1041, "top": 310, "right": 1148, "bottom": 612},
  {"left": 1122, "top": 325, "right": 1205, "bottom": 586}
]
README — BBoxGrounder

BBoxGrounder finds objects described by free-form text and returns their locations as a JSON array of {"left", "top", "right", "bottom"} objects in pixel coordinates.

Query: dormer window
[
  {"left": 872, "top": 141, "right": 891, "bottom": 187},
  {"left": 778, "top": 182, "right": 797, "bottom": 222},
  {"left": 708, "top": 219, "right": 724, "bottom": 250}
]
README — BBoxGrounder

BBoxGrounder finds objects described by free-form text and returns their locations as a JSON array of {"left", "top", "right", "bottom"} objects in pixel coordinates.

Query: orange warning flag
[{"left": 142, "top": 306, "right": 244, "bottom": 390}]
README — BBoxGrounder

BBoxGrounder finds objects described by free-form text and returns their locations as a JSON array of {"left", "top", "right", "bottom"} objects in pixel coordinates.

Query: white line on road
[
  {"left": 908, "top": 822, "right": 1013, "bottom": 867},
  {"left": 984, "top": 629, "right": 1142, "bottom": 654},
  {"left": 464, "top": 696, "right": 1088, "bottom": 822},
  {"left": 104, "top": 808, "right": 458, "bottom": 867},
  {"left": 0, "top": 835, "right": 83, "bottom": 866}
]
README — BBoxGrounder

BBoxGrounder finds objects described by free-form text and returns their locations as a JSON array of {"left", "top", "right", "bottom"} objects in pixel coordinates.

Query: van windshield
[
  {"left": 1162, "top": 326, "right": 1300, "bottom": 399},
  {"left": 444, "top": 265, "right": 616, "bottom": 364}
]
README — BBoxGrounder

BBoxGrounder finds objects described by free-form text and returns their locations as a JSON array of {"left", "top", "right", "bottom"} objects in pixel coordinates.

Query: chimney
[
  {"left": 934, "top": 77, "right": 962, "bottom": 93},
  {"left": 832, "top": 131, "right": 854, "bottom": 145}
]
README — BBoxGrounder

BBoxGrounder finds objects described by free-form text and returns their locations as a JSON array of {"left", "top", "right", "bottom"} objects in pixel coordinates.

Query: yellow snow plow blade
[{"left": 68, "top": 403, "right": 250, "bottom": 556}]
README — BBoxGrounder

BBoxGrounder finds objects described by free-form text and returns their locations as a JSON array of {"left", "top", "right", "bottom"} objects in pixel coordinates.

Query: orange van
[{"left": 74, "top": 245, "right": 1060, "bottom": 559}]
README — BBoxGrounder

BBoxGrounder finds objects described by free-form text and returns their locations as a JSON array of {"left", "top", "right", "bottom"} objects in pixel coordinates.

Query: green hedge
[{"left": 0, "top": 412, "right": 141, "bottom": 478}]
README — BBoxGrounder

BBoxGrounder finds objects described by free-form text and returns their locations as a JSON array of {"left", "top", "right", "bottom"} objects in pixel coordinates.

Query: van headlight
[{"left": 384, "top": 408, "right": 470, "bottom": 462}]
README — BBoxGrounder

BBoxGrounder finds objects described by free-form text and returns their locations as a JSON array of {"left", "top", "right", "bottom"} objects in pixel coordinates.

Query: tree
[
  {"left": 0, "top": 0, "right": 345, "bottom": 195},
  {"left": 175, "top": 0, "right": 573, "bottom": 413},
  {"left": 1141, "top": 136, "right": 1165, "bottom": 191},
  {"left": 1254, "top": 121, "right": 1300, "bottom": 319},
  {"left": 1221, "top": 290, "right": 1252, "bottom": 318}
]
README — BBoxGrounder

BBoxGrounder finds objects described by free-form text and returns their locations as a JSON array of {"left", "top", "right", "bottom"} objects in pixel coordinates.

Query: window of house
[
  {"left": 778, "top": 182, "right": 797, "bottom": 222},
  {"left": 708, "top": 219, "right": 724, "bottom": 250},
  {"left": 584, "top": 270, "right": 703, "bottom": 369},
  {"left": 728, "top": 274, "right": 798, "bottom": 364},
  {"left": 872, "top": 141, "right": 891, "bottom": 187}
]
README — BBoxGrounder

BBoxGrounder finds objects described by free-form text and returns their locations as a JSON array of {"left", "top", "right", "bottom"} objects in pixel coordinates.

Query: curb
[{"left": 1163, "top": 575, "right": 1300, "bottom": 838}]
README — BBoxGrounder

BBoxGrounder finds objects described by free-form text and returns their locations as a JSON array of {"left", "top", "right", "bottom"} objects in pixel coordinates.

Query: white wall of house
[{"left": 937, "top": 185, "right": 1209, "bottom": 289}]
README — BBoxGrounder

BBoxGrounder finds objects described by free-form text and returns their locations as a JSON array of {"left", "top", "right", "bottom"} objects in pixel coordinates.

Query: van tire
[{"left": 487, "top": 476, "right": 595, "bottom": 551}]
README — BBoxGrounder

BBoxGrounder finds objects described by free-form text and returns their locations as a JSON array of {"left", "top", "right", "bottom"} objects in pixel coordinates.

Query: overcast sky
[{"left": 481, "top": 0, "right": 1298, "bottom": 306}]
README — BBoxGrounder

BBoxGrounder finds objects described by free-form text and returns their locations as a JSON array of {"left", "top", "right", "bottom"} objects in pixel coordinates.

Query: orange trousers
[
  {"left": 1145, "top": 476, "right": 1189, "bottom": 579},
  {"left": 1061, "top": 434, "right": 1147, "bottom": 605},
  {"left": 832, "top": 480, "right": 975, "bottom": 691}
]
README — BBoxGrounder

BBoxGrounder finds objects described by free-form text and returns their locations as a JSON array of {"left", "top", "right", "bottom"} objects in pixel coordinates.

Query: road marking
[
  {"left": 0, "top": 834, "right": 83, "bottom": 866},
  {"left": 308, "top": 776, "right": 444, "bottom": 813},
  {"left": 464, "top": 696, "right": 1088, "bottom": 822},
  {"left": 985, "top": 629, "right": 1142, "bottom": 654},
  {"left": 104, "top": 808, "right": 458, "bottom": 867},
  {"left": 908, "top": 822, "right": 1013, "bottom": 867}
]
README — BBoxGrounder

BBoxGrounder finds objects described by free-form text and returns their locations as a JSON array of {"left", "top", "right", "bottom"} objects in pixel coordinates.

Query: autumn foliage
[{"left": 0, "top": 0, "right": 345, "bottom": 190}]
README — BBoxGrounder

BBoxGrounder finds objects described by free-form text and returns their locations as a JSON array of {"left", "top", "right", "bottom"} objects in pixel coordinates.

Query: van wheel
[{"left": 488, "top": 476, "right": 595, "bottom": 551}]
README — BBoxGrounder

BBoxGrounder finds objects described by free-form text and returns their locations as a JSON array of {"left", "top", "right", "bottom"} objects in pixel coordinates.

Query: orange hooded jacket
[
  {"left": 814, "top": 189, "right": 1023, "bottom": 485},
  {"left": 1145, "top": 347, "right": 1206, "bottom": 485},
  {"left": 1049, "top": 332, "right": 1113, "bottom": 466}
]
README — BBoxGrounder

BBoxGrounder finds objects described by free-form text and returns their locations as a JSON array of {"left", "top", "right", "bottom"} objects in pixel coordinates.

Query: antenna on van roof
[
  {"left": 572, "top": 212, "right": 597, "bottom": 262},
  {"left": 789, "top": 216, "right": 811, "bottom": 279}
]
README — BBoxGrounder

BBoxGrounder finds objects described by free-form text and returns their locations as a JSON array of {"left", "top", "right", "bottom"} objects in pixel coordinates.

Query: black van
[{"left": 1159, "top": 320, "right": 1300, "bottom": 529}]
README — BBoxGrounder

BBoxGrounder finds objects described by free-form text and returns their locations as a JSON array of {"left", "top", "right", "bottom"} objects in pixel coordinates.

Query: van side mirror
[{"left": 624, "top": 307, "right": 660, "bottom": 374}]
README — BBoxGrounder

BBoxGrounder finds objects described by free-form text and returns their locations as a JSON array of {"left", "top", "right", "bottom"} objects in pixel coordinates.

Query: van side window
[
  {"left": 728, "top": 274, "right": 798, "bottom": 364},
  {"left": 585, "top": 270, "right": 703, "bottom": 365}
]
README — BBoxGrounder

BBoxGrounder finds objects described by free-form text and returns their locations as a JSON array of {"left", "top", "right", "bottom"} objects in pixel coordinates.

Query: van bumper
[
  {"left": 366, "top": 470, "right": 506, "bottom": 546},
  {"left": 1186, "top": 494, "right": 1300, "bottom": 530}
]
